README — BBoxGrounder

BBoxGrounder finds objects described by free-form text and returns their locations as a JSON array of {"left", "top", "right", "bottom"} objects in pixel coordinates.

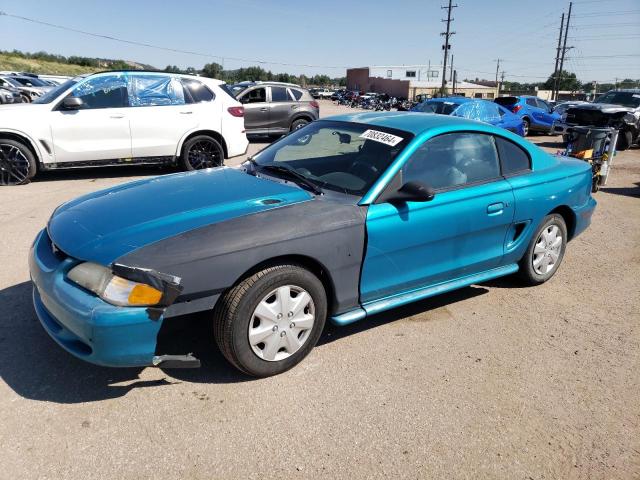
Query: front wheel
[
  {"left": 616, "top": 130, "right": 633, "bottom": 151},
  {"left": 518, "top": 214, "right": 567, "bottom": 285},
  {"left": 213, "top": 264, "right": 327, "bottom": 377},
  {"left": 181, "top": 135, "right": 224, "bottom": 171},
  {"left": 0, "top": 139, "right": 37, "bottom": 186},
  {"left": 290, "top": 118, "right": 309, "bottom": 132},
  {"left": 522, "top": 118, "right": 530, "bottom": 137}
]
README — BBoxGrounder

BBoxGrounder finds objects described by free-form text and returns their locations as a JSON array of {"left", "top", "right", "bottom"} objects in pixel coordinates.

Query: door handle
[
  {"left": 487, "top": 202, "right": 504, "bottom": 215},
  {"left": 180, "top": 111, "right": 193, "bottom": 114},
  {"left": 109, "top": 114, "right": 125, "bottom": 119},
  {"left": 260, "top": 108, "right": 268, "bottom": 112}
]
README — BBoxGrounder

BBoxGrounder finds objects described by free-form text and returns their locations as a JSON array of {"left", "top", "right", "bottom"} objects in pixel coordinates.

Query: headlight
[
  {"left": 67, "top": 262, "right": 163, "bottom": 306},
  {"left": 622, "top": 113, "right": 636, "bottom": 125},
  {"left": 561, "top": 112, "right": 567, "bottom": 121}
]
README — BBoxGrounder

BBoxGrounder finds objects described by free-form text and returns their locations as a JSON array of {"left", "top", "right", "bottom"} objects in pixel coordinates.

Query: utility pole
[
  {"left": 440, "top": 0, "right": 457, "bottom": 93},
  {"left": 494, "top": 59, "right": 502, "bottom": 97},
  {"left": 552, "top": 13, "right": 565, "bottom": 100},
  {"left": 453, "top": 70, "right": 457, "bottom": 95},
  {"left": 450, "top": 54, "right": 454, "bottom": 82},
  {"left": 500, "top": 71, "right": 505, "bottom": 94},
  {"left": 556, "top": 1, "right": 573, "bottom": 101}
]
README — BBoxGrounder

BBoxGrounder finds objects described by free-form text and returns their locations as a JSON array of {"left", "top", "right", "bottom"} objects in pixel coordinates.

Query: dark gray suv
[{"left": 231, "top": 81, "right": 319, "bottom": 136}]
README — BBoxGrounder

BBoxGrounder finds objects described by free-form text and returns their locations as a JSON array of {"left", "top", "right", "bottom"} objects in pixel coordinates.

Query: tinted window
[
  {"left": 241, "top": 87, "right": 266, "bottom": 104},
  {"left": 68, "top": 74, "right": 129, "bottom": 109},
  {"left": 495, "top": 137, "right": 530, "bottom": 175},
  {"left": 418, "top": 101, "right": 458, "bottom": 114},
  {"left": 595, "top": 91, "right": 640, "bottom": 108},
  {"left": 183, "top": 79, "right": 215, "bottom": 103},
  {"left": 525, "top": 98, "right": 538, "bottom": 107},
  {"left": 495, "top": 96, "right": 518, "bottom": 107},
  {"left": 33, "top": 79, "right": 77, "bottom": 104},
  {"left": 402, "top": 133, "right": 501, "bottom": 190},
  {"left": 536, "top": 99, "right": 550, "bottom": 110},
  {"left": 289, "top": 88, "right": 303, "bottom": 100},
  {"left": 271, "top": 86, "right": 289, "bottom": 102}
]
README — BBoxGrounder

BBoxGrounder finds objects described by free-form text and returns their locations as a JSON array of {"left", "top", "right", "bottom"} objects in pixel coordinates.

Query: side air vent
[{"left": 260, "top": 199, "right": 282, "bottom": 205}]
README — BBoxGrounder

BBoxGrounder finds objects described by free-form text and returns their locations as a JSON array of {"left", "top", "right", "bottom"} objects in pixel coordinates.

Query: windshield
[
  {"left": 0, "top": 77, "right": 20, "bottom": 87},
  {"left": 252, "top": 120, "right": 412, "bottom": 196},
  {"left": 595, "top": 91, "right": 640, "bottom": 108},
  {"left": 12, "top": 77, "right": 48, "bottom": 87},
  {"left": 415, "top": 101, "right": 459, "bottom": 115},
  {"left": 32, "top": 79, "right": 77, "bottom": 104},
  {"left": 229, "top": 83, "right": 251, "bottom": 97}
]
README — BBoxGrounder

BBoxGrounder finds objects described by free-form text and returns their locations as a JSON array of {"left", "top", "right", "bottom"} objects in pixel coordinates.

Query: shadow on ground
[
  {"left": 0, "top": 280, "right": 487, "bottom": 403},
  {"left": 602, "top": 182, "right": 640, "bottom": 198}
]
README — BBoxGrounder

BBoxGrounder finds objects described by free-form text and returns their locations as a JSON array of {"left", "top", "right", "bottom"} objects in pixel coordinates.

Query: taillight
[
  {"left": 310, "top": 100, "right": 319, "bottom": 109},
  {"left": 512, "top": 105, "right": 522, "bottom": 114},
  {"left": 227, "top": 106, "right": 244, "bottom": 117}
]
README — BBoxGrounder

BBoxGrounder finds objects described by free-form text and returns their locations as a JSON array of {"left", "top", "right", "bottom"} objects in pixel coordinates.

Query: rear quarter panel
[{"left": 502, "top": 145, "right": 593, "bottom": 264}]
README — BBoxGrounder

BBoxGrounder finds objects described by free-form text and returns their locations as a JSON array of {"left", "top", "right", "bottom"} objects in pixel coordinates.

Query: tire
[
  {"left": 0, "top": 139, "right": 37, "bottom": 186},
  {"left": 213, "top": 264, "right": 327, "bottom": 377},
  {"left": 21, "top": 94, "right": 31, "bottom": 103},
  {"left": 290, "top": 118, "right": 310, "bottom": 132},
  {"left": 180, "top": 135, "right": 224, "bottom": 171},
  {"left": 562, "top": 134, "right": 570, "bottom": 145},
  {"left": 522, "top": 118, "right": 530, "bottom": 137},
  {"left": 616, "top": 130, "right": 632, "bottom": 151},
  {"left": 518, "top": 214, "right": 568, "bottom": 285}
]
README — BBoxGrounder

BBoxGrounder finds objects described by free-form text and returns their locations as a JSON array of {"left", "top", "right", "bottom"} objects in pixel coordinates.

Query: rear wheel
[
  {"left": 518, "top": 214, "right": 567, "bottom": 285},
  {"left": 290, "top": 118, "right": 310, "bottom": 132},
  {"left": 213, "top": 264, "right": 327, "bottom": 377},
  {"left": 0, "top": 139, "right": 37, "bottom": 186},
  {"left": 181, "top": 135, "right": 224, "bottom": 171},
  {"left": 20, "top": 94, "right": 31, "bottom": 103}
]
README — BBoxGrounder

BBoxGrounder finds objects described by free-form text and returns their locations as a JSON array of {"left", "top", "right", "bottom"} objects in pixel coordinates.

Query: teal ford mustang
[{"left": 30, "top": 112, "right": 596, "bottom": 376}]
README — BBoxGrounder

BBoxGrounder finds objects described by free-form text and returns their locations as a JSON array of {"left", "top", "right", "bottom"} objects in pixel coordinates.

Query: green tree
[
  {"left": 543, "top": 70, "right": 581, "bottom": 91},
  {"left": 201, "top": 62, "right": 224, "bottom": 79}
]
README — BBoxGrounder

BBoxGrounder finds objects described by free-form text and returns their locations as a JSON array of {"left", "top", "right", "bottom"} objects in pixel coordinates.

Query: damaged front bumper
[{"left": 29, "top": 229, "right": 194, "bottom": 368}]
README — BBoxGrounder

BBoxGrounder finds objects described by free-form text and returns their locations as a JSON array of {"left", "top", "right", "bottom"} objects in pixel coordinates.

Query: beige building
[{"left": 347, "top": 66, "right": 496, "bottom": 100}]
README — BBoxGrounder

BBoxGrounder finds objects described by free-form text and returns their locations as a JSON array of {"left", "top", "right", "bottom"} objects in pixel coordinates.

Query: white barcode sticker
[{"left": 359, "top": 129, "right": 404, "bottom": 146}]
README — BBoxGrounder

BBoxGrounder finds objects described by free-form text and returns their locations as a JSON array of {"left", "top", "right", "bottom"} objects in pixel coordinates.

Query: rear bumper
[{"left": 29, "top": 229, "right": 161, "bottom": 367}]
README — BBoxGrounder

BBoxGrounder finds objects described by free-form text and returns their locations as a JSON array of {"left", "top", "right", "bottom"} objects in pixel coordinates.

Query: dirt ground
[{"left": 0, "top": 100, "right": 638, "bottom": 479}]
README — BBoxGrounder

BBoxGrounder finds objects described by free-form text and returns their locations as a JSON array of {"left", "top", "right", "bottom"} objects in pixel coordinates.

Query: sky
[{"left": 0, "top": 0, "right": 639, "bottom": 84}]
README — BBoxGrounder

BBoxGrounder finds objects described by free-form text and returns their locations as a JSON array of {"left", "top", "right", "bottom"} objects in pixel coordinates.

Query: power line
[{"left": 0, "top": 11, "right": 349, "bottom": 70}]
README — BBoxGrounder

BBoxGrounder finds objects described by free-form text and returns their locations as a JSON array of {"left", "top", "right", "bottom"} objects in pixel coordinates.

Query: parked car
[
  {"left": 29, "top": 112, "right": 596, "bottom": 376},
  {"left": 331, "top": 89, "right": 346, "bottom": 101},
  {"left": 0, "top": 76, "right": 48, "bottom": 103},
  {"left": 310, "top": 88, "right": 333, "bottom": 99},
  {"left": 0, "top": 85, "right": 22, "bottom": 104},
  {"left": 560, "top": 89, "right": 640, "bottom": 150},
  {"left": 550, "top": 101, "right": 590, "bottom": 137},
  {"left": 0, "top": 71, "right": 248, "bottom": 185},
  {"left": 231, "top": 81, "right": 319, "bottom": 136},
  {"left": 494, "top": 95, "right": 560, "bottom": 136},
  {"left": 412, "top": 97, "right": 525, "bottom": 136}
]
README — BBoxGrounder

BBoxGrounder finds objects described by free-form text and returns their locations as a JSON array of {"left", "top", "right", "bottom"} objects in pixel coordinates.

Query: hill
[{"left": 0, "top": 52, "right": 97, "bottom": 75}]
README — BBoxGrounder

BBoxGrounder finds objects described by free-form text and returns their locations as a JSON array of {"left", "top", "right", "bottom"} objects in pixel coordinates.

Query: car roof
[{"left": 325, "top": 111, "right": 497, "bottom": 136}]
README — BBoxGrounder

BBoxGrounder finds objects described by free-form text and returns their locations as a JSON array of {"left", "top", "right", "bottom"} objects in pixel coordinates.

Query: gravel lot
[{"left": 1, "top": 100, "right": 638, "bottom": 479}]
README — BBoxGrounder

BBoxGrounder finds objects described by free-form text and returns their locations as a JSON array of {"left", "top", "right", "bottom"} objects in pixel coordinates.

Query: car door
[
  {"left": 525, "top": 97, "right": 546, "bottom": 128},
  {"left": 49, "top": 73, "right": 132, "bottom": 163},
  {"left": 360, "top": 132, "right": 515, "bottom": 303},
  {"left": 238, "top": 87, "right": 268, "bottom": 133},
  {"left": 268, "top": 86, "right": 295, "bottom": 134},
  {"left": 535, "top": 99, "right": 557, "bottom": 128},
  {"left": 126, "top": 73, "right": 198, "bottom": 158}
]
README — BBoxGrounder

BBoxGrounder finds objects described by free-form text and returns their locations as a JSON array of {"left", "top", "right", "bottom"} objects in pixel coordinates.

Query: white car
[{"left": 0, "top": 71, "right": 249, "bottom": 185}]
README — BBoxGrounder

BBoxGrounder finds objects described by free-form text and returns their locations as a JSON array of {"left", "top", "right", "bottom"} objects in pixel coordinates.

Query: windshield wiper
[{"left": 258, "top": 164, "right": 323, "bottom": 195}]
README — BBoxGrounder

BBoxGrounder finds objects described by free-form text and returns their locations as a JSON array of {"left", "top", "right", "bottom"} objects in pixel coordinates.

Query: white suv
[{"left": 0, "top": 71, "right": 249, "bottom": 185}]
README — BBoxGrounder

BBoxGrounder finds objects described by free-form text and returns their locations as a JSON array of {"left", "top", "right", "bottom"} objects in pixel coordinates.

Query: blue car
[
  {"left": 495, "top": 95, "right": 560, "bottom": 136},
  {"left": 30, "top": 113, "right": 596, "bottom": 377},
  {"left": 412, "top": 97, "right": 525, "bottom": 136}
]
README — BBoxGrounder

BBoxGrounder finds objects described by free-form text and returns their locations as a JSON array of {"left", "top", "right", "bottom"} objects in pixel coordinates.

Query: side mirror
[
  {"left": 62, "top": 96, "right": 84, "bottom": 110},
  {"left": 388, "top": 181, "right": 435, "bottom": 203}
]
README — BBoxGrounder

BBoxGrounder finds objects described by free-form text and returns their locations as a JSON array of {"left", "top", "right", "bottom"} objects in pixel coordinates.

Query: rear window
[
  {"left": 495, "top": 96, "right": 518, "bottom": 107},
  {"left": 289, "top": 88, "right": 303, "bottom": 101},
  {"left": 219, "top": 83, "right": 239, "bottom": 101},
  {"left": 183, "top": 79, "right": 215, "bottom": 103},
  {"left": 421, "top": 101, "right": 459, "bottom": 115},
  {"left": 495, "top": 137, "right": 531, "bottom": 175},
  {"left": 271, "top": 86, "right": 289, "bottom": 102}
]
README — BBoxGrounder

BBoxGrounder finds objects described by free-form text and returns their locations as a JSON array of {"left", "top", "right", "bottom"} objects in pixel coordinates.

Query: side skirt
[
  {"left": 40, "top": 156, "right": 176, "bottom": 170},
  {"left": 330, "top": 263, "right": 519, "bottom": 326}
]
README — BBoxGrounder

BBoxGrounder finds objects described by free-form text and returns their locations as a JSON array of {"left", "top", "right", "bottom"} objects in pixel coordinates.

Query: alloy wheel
[
  {"left": 532, "top": 224, "right": 563, "bottom": 275},
  {"left": 0, "top": 144, "right": 31, "bottom": 185},
  {"left": 187, "top": 139, "right": 222, "bottom": 170},
  {"left": 248, "top": 285, "right": 315, "bottom": 362}
]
